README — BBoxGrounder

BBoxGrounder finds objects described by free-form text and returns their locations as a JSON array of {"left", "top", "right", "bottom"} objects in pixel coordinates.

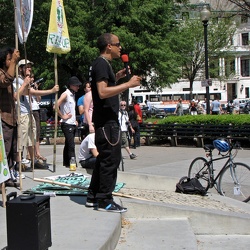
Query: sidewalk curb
[{"left": 121, "top": 199, "right": 250, "bottom": 235}]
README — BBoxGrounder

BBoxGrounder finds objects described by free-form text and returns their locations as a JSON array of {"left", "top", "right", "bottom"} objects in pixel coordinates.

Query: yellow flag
[{"left": 46, "top": 0, "right": 71, "bottom": 54}]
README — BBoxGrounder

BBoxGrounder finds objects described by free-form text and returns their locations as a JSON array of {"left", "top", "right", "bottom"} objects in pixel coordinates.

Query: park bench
[
  {"left": 140, "top": 123, "right": 201, "bottom": 146},
  {"left": 197, "top": 124, "right": 230, "bottom": 147},
  {"left": 170, "top": 123, "right": 203, "bottom": 147},
  {"left": 227, "top": 124, "right": 250, "bottom": 141},
  {"left": 40, "top": 123, "right": 250, "bottom": 147},
  {"left": 40, "top": 125, "right": 63, "bottom": 145},
  {"left": 140, "top": 123, "right": 174, "bottom": 146},
  {"left": 139, "top": 123, "right": 250, "bottom": 147},
  {"left": 196, "top": 124, "right": 250, "bottom": 146},
  {"left": 40, "top": 125, "right": 84, "bottom": 145}
]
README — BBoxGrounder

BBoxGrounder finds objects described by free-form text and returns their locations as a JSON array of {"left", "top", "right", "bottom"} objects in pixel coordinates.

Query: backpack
[
  {"left": 129, "top": 110, "right": 138, "bottom": 129},
  {"left": 175, "top": 176, "right": 207, "bottom": 196}
]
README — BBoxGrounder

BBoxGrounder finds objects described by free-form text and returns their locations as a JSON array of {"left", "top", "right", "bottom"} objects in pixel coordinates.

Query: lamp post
[{"left": 200, "top": 5, "right": 211, "bottom": 114}]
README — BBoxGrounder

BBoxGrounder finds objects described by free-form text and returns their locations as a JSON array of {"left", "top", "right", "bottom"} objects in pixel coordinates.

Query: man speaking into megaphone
[
  {"left": 86, "top": 33, "right": 142, "bottom": 213},
  {"left": 121, "top": 52, "right": 131, "bottom": 81}
]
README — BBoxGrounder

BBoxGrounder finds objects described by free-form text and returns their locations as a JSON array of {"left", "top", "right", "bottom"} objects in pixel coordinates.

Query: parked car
[
  {"left": 141, "top": 106, "right": 166, "bottom": 119},
  {"left": 241, "top": 101, "right": 250, "bottom": 114},
  {"left": 238, "top": 98, "right": 250, "bottom": 109}
]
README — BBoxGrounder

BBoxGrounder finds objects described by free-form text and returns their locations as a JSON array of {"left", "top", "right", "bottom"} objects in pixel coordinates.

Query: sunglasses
[
  {"left": 121, "top": 104, "right": 126, "bottom": 106},
  {"left": 111, "top": 42, "right": 121, "bottom": 47}
]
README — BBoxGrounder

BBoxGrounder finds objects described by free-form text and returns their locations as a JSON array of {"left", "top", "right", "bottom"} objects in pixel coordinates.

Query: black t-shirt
[{"left": 89, "top": 57, "right": 119, "bottom": 128}]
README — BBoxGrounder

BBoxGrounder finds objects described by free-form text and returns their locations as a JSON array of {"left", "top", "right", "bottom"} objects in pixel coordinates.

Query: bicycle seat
[{"left": 204, "top": 144, "right": 215, "bottom": 151}]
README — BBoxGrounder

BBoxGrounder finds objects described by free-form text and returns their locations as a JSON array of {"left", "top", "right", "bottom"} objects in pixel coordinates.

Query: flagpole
[
  {"left": 53, "top": 53, "right": 58, "bottom": 172},
  {"left": 47, "top": 0, "right": 71, "bottom": 172},
  {"left": 21, "top": 2, "right": 34, "bottom": 178},
  {"left": 13, "top": 0, "right": 23, "bottom": 190},
  {"left": 20, "top": 0, "right": 35, "bottom": 179}
]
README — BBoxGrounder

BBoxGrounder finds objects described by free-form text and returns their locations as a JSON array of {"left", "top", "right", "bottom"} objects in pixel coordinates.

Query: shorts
[
  {"left": 121, "top": 131, "right": 129, "bottom": 148},
  {"left": 32, "top": 110, "right": 40, "bottom": 140},
  {"left": 19, "top": 113, "right": 36, "bottom": 148},
  {"left": 233, "top": 109, "right": 239, "bottom": 114}
]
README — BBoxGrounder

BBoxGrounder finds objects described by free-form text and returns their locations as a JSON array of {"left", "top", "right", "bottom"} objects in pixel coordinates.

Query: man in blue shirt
[
  {"left": 211, "top": 95, "right": 222, "bottom": 115},
  {"left": 77, "top": 81, "right": 91, "bottom": 140}
]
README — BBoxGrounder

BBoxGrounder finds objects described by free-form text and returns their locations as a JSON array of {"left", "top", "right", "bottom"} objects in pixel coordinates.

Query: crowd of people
[
  {"left": 1, "top": 33, "right": 142, "bottom": 213},
  {"left": 174, "top": 95, "right": 242, "bottom": 116},
  {"left": 1, "top": 32, "right": 246, "bottom": 214},
  {"left": 0, "top": 48, "right": 59, "bottom": 188}
]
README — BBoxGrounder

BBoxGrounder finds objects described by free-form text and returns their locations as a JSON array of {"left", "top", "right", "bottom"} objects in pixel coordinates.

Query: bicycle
[{"left": 188, "top": 139, "right": 250, "bottom": 202}]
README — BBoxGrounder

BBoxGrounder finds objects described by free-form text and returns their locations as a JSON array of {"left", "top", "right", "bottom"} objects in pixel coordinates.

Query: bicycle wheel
[
  {"left": 218, "top": 162, "right": 250, "bottom": 202},
  {"left": 188, "top": 157, "right": 210, "bottom": 190}
]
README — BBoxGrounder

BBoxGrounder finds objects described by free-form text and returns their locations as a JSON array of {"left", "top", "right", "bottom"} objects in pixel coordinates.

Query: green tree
[
  {"left": 168, "top": 13, "right": 235, "bottom": 94},
  {"left": 0, "top": 0, "right": 187, "bottom": 93}
]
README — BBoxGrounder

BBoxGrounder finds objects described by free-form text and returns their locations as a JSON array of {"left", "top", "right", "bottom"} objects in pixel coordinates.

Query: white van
[{"left": 238, "top": 98, "right": 250, "bottom": 109}]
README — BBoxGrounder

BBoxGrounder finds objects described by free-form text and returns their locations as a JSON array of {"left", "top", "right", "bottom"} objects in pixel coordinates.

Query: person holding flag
[
  {"left": 13, "top": 60, "right": 59, "bottom": 171},
  {"left": 0, "top": 47, "right": 21, "bottom": 187},
  {"left": 46, "top": 0, "right": 71, "bottom": 172},
  {"left": 14, "top": 0, "right": 34, "bottom": 45}
]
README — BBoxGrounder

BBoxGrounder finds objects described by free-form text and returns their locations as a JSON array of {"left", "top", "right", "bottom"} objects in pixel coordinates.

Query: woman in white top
[
  {"left": 57, "top": 76, "right": 82, "bottom": 168},
  {"left": 29, "top": 74, "right": 46, "bottom": 161}
]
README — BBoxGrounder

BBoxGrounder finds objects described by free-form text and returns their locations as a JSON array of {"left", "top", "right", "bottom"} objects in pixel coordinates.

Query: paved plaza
[{"left": 0, "top": 144, "right": 249, "bottom": 249}]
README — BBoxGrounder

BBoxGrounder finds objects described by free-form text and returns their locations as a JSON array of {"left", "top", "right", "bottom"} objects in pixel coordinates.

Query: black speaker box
[{"left": 6, "top": 194, "right": 52, "bottom": 250}]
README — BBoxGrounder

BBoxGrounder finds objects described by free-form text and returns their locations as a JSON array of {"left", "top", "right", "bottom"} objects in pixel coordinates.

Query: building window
[
  {"left": 246, "top": 87, "right": 249, "bottom": 98},
  {"left": 209, "top": 61, "right": 219, "bottom": 78},
  {"left": 149, "top": 95, "right": 160, "bottom": 102},
  {"left": 182, "top": 12, "right": 189, "bottom": 20},
  {"left": 161, "top": 95, "right": 171, "bottom": 101},
  {"left": 241, "top": 59, "right": 250, "bottom": 77},
  {"left": 189, "top": 11, "right": 199, "bottom": 19},
  {"left": 225, "top": 60, "right": 235, "bottom": 77},
  {"left": 242, "top": 33, "right": 249, "bottom": 45},
  {"left": 224, "top": 58, "right": 235, "bottom": 77},
  {"left": 241, "top": 15, "right": 248, "bottom": 24},
  {"left": 175, "top": 13, "right": 182, "bottom": 20}
]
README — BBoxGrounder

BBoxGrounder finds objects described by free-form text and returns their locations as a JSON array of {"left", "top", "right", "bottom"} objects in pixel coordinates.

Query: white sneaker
[
  {"left": 9, "top": 169, "right": 17, "bottom": 182},
  {"left": 14, "top": 170, "right": 25, "bottom": 179},
  {"left": 22, "top": 158, "right": 30, "bottom": 164}
]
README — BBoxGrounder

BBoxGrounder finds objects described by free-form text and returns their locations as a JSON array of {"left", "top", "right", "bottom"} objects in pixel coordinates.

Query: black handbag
[{"left": 175, "top": 176, "right": 207, "bottom": 196}]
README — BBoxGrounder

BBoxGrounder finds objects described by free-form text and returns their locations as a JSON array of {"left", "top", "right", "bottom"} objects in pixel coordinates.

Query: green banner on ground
[{"left": 24, "top": 173, "right": 125, "bottom": 196}]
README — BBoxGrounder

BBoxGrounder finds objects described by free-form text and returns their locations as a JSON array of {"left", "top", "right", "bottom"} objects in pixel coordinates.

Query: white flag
[{"left": 14, "top": 0, "right": 34, "bottom": 44}]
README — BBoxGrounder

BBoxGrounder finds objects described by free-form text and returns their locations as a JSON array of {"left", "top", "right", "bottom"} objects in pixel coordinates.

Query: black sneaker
[
  {"left": 22, "top": 166, "right": 33, "bottom": 172},
  {"left": 98, "top": 200, "right": 127, "bottom": 213},
  {"left": 34, "top": 161, "right": 49, "bottom": 170},
  {"left": 5, "top": 179, "right": 20, "bottom": 188},
  {"left": 85, "top": 198, "right": 98, "bottom": 207},
  {"left": 130, "top": 153, "right": 137, "bottom": 159}
]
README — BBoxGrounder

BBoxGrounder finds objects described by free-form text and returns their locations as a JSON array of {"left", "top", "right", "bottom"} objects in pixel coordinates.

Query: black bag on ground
[{"left": 175, "top": 176, "right": 207, "bottom": 196}]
